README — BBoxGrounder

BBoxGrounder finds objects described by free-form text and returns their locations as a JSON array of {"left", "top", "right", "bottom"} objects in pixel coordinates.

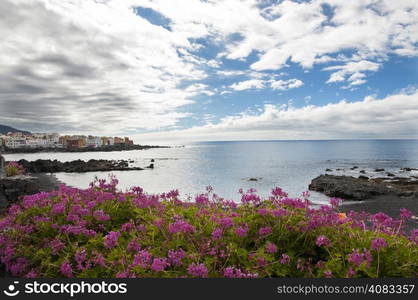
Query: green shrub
[{"left": 4, "top": 161, "right": 25, "bottom": 177}]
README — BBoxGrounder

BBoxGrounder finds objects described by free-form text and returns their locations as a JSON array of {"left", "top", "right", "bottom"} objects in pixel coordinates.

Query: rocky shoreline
[
  {"left": 15, "top": 159, "right": 154, "bottom": 173},
  {"left": 3, "top": 144, "right": 169, "bottom": 154},
  {"left": 309, "top": 174, "right": 418, "bottom": 200}
]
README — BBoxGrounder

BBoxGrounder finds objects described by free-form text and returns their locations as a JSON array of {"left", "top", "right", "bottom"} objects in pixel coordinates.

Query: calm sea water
[{"left": 4, "top": 140, "right": 418, "bottom": 204}]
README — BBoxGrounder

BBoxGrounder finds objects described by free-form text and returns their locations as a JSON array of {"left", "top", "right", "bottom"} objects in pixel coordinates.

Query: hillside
[{"left": 0, "top": 124, "right": 30, "bottom": 135}]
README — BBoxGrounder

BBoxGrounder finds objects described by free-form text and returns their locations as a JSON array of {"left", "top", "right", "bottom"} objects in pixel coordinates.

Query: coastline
[
  {"left": 2, "top": 144, "right": 170, "bottom": 154},
  {"left": 14, "top": 159, "right": 152, "bottom": 173}
]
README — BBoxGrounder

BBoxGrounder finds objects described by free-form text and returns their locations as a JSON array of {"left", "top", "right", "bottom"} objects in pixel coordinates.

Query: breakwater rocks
[
  {"left": 16, "top": 159, "right": 146, "bottom": 173},
  {"left": 309, "top": 174, "right": 418, "bottom": 200}
]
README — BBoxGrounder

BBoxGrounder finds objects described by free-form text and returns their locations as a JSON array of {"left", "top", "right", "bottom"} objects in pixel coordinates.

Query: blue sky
[
  {"left": 178, "top": 54, "right": 418, "bottom": 128},
  {"left": 0, "top": 0, "right": 417, "bottom": 142}
]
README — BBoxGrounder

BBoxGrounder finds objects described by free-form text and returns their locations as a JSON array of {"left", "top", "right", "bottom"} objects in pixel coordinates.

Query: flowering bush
[
  {"left": 4, "top": 161, "right": 25, "bottom": 177},
  {"left": 0, "top": 176, "right": 416, "bottom": 278}
]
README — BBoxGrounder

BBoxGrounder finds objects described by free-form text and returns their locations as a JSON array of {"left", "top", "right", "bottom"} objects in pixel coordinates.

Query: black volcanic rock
[
  {"left": 309, "top": 174, "right": 392, "bottom": 200},
  {"left": 401, "top": 167, "right": 418, "bottom": 171},
  {"left": 16, "top": 159, "right": 144, "bottom": 173},
  {"left": 309, "top": 174, "right": 418, "bottom": 201},
  {"left": 0, "top": 174, "right": 61, "bottom": 211}
]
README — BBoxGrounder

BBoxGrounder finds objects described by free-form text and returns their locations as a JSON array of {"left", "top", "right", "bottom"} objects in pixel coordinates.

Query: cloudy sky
[{"left": 0, "top": 0, "right": 417, "bottom": 143}]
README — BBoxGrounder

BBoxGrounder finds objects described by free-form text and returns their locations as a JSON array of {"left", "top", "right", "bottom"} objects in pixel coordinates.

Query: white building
[
  {"left": 87, "top": 136, "right": 102, "bottom": 148},
  {"left": 5, "top": 136, "right": 27, "bottom": 148},
  {"left": 31, "top": 133, "right": 62, "bottom": 148}
]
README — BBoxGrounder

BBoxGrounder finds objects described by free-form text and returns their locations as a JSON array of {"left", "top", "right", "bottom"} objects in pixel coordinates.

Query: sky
[{"left": 0, "top": 0, "right": 417, "bottom": 143}]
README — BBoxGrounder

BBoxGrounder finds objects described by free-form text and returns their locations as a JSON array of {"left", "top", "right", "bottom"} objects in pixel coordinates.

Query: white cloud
[
  {"left": 270, "top": 79, "right": 304, "bottom": 90},
  {"left": 230, "top": 79, "right": 265, "bottom": 91},
  {"left": 1, "top": 0, "right": 418, "bottom": 136},
  {"left": 133, "top": 89, "right": 418, "bottom": 143},
  {"left": 229, "top": 78, "right": 303, "bottom": 92},
  {"left": 0, "top": 0, "right": 212, "bottom": 134},
  {"left": 138, "top": 0, "right": 418, "bottom": 85},
  {"left": 324, "top": 60, "right": 381, "bottom": 86}
]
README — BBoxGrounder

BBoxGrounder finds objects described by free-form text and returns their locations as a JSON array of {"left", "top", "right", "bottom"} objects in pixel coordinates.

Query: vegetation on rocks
[{"left": 4, "top": 162, "right": 25, "bottom": 177}]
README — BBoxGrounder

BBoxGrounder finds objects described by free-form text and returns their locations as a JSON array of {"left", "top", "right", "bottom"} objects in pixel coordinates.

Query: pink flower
[
  {"left": 93, "top": 253, "right": 106, "bottom": 267},
  {"left": 121, "top": 222, "right": 134, "bottom": 232},
  {"left": 347, "top": 249, "right": 364, "bottom": 267},
  {"left": 153, "top": 218, "right": 164, "bottom": 228},
  {"left": 235, "top": 225, "right": 248, "bottom": 237},
  {"left": 348, "top": 249, "right": 372, "bottom": 267},
  {"left": 347, "top": 267, "right": 356, "bottom": 277},
  {"left": 187, "top": 263, "right": 208, "bottom": 278},
  {"left": 219, "top": 217, "right": 233, "bottom": 228},
  {"left": 60, "top": 260, "right": 73, "bottom": 278},
  {"left": 168, "top": 249, "right": 186, "bottom": 267},
  {"left": 258, "top": 226, "right": 272, "bottom": 236},
  {"left": 168, "top": 220, "right": 195, "bottom": 234},
  {"left": 265, "top": 242, "right": 278, "bottom": 254},
  {"left": 51, "top": 203, "right": 65, "bottom": 215},
  {"left": 272, "top": 208, "right": 288, "bottom": 217},
  {"left": 104, "top": 231, "right": 120, "bottom": 249},
  {"left": 50, "top": 239, "right": 64, "bottom": 254},
  {"left": 151, "top": 258, "right": 168, "bottom": 272},
  {"left": 133, "top": 250, "right": 152, "bottom": 268},
  {"left": 212, "top": 228, "right": 223, "bottom": 240},
  {"left": 409, "top": 229, "right": 418, "bottom": 244},
  {"left": 75, "top": 248, "right": 90, "bottom": 271},
  {"left": 223, "top": 266, "right": 258, "bottom": 278},
  {"left": 279, "top": 253, "right": 290, "bottom": 264},
  {"left": 271, "top": 187, "right": 288, "bottom": 198},
  {"left": 316, "top": 235, "right": 331, "bottom": 247},
  {"left": 257, "top": 208, "right": 269, "bottom": 216},
  {"left": 400, "top": 208, "right": 413, "bottom": 220},
  {"left": 324, "top": 270, "right": 333, "bottom": 278},
  {"left": 24, "top": 269, "right": 38, "bottom": 278},
  {"left": 127, "top": 240, "right": 141, "bottom": 253},
  {"left": 329, "top": 197, "right": 341, "bottom": 207},
  {"left": 93, "top": 210, "right": 110, "bottom": 222},
  {"left": 371, "top": 238, "right": 387, "bottom": 251},
  {"left": 195, "top": 194, "right": 209, "bottom": 205}
]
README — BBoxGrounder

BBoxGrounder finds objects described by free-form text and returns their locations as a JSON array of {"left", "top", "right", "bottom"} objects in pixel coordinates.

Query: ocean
[{"left": 4, "top": 140, "right": 418, "bottom": 204}]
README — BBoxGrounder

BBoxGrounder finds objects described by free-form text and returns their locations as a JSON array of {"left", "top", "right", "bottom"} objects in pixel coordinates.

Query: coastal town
[{"left": 0, "top": 131, "right": 134, "bottom": 149}]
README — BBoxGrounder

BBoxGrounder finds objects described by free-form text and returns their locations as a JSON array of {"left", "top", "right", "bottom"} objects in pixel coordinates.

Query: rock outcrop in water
[
  {"left": 16, "top": 159, "right": 144, "bottom": 173},
  {"left": 309, "top": 174, "right": 418, "bottom": 200}
]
